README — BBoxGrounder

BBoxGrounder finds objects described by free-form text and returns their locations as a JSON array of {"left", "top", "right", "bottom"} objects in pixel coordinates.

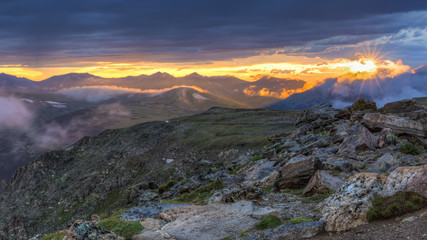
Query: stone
[
  {"left": 362, "top": 113, "right": 425, "bottom": 138},
  {"left": 371, "top": 152, "right": 401, "bottom": 172},
  {"left": 208, "top": 185, "right": 263, "bottom": 204},
  {"left": 303, "top": 170, "right": 344, "bottom": 196},
  {"left": 276, "top": 156, "right": 322, "bottom": 189},
  {"left": 91, "top": 214, "right": 101, "bottom": 223},
  {"left": 264, "top": 221, "right": 325, "bottom": 240},
  {"left": 160, "top": 201, "right": 279, "bottom": 240},
  {"left": 140, "top": 218, "right": 167, "bottom": 231},
  {"left": 337, "top": 124, "right": 377, "bottom": 154},
  {"left": 319, "top": 173, "right": 387, "bottom": 232},
  {"left": 63, "top": 220, "right": 123, "bottom": 240},
  {"left": 380, "top": 99, "right": 425, "bottom": 114},
  {"left": 351, "top": 98, "right": 377, "bottom": 112},
  {"left": 132, "top": 230, "right": 175, "bottom": 240},
  {"left": 400, "top": 216, "right": 418, "bottom": 223},
  {"left": 377, "top": 128, "right": 396, "bottom": 148},
  {"left": 241, "top": 159, "right": 279, "bottom": 188},
  {"left": 121, "top": 203, "right": 190, "bottom": 221},
  {"left": 381, "top": 165, "right": 427, "bottom": 198}
]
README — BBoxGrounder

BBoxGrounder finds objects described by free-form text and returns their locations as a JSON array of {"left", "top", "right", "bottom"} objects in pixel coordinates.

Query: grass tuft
[
  {"left": 98, "top": 210, "right": 144, "bottom": 240},
  {"left": 255, "top": 215, "right": 282, "bottom": 230},
  {"left": 367, "top": 192, "right": 427, "bottom": 222},
  {"left": 284, "top": 216, "right": 313, "bottom": 224},
  {"left": 40, "top": 232, "right": 66, "bottom": 240},
  {"left": 399, "top": 142, "right": 424, "bottom": 155}
]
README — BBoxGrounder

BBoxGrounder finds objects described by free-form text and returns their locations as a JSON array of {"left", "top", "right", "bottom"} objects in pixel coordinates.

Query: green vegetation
[
  {"left": 367, "top": 192, "right": 427, "bottom": 222},
  {"left": 98, "top": 210, "right": 144, "bottom": 240},
  {"left": 166, "top": 180, "right": 224, "bottom": 204},
  {"left": 40, "top": 232, "right": 66, "bottom": 240},
  {"left": 94, "top": 190, "right": 126, "bottom": 215},
  {"left": 255, "top": 215, "right": 282, "bottom": 230},
  {"left": 262, "top": 186, "right": 273, "bottom": 194},
  {"left": 284, "top": 217, "right": 313, "bottom": 224},
  {"left": 222, "top": 237, "right": 233, "bottom": 240},
  {"left": 385, "top": 132, "right": 399, "bottom": 145},
  {"left": 399, "top": 141, "right": 424, "bottom": 155},
  {"left": 159, "top": 180, "right": 179, "bottom": 194}
]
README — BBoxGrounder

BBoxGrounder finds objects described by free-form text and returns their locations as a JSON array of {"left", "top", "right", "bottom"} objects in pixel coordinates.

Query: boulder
[
  {"left": 160, "top": 201, "right": 279, "bottom": 240},
  {"left": 371, "top": 152, "right": 401, "bottom": 172},
  {"left": 319, "top": 173, "right": 386, "bottom": 232},
  {"left": 240, "top": 159, "right": 279, "bottom": 188},
  {"left": 362, "top": 113, "right": 425, "bottom": 138},
  {"left": 208, "top": 185, "right": 263, "bottom": 204},
  {"left": 264, "top": 221, "right": 325, "bottom": 240},
  {"left": 380, "top": 99, "right": 425, "bottom": 114},
  {"left": 63, "top": 220, "right": 123, "bottom": 240},
  {"left": 381, "top": 165, "right": 427, "bottom": 198},
  {"left": 351, "top": 98, "right": 377, "bottom": 112},
  {"left": 377, "top": 128, "right": 396, "bottom": 148},
  {"left": 303, "top": 170, "right": 344, "bottom": 196},
  {"left": 337, "top": 124, "right": 377, "bottom": 154},
  {"left": 276, "top": 156, "right": 322, "bottom": 189}
]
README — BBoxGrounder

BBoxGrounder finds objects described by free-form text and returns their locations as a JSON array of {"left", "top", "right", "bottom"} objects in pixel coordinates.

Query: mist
[
  {"left": 0, "top": 96, "right": 33, "bottom": 130},
  {"left": 59, "top": 85, "right": 208, "bottom": 102},
  {"left": 329, "top": 66, "right": 427, "bottom": 108}
]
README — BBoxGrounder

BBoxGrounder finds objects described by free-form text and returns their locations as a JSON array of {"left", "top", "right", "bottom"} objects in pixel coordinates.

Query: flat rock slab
[
  {"left": 160, "top": 201, "right": 279, "bottom": 240},
  {"left": 264, "top": 221, "right": 325, "bottom": 240},
  {"left": 122, "top": 203, "right": 190, "bottom": 221}
]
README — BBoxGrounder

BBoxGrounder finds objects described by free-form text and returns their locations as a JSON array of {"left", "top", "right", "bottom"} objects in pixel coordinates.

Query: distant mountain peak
[
  {"left": 151, "top": 72, "right": 174, "bottom": 78},
  {"left": 186, "top": 72, "right": 203, "bottom": 78}
]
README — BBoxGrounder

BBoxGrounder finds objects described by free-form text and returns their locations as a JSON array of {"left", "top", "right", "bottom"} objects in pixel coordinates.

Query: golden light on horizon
[{"left": 0, "top": 53, "right": 411, "bottom": 85}]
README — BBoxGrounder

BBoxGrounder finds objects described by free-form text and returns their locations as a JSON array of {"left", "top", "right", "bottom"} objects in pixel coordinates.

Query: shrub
[
  {"left": 399, "top": 141, "right": 424, "bottom": 155},
  {"left": 367, "top": 192, "right": 427, "bottom": 222},
  {"left": 158, "top": 180, "right": 178, "bottom": 194},
  {"left": 284, "top": 217, "right": 313, "bottom": 224},
  {"left": 255, "top": 215, "right": 282, "bottom": 230},
  {"left": 40, "top": 232, "right": 66, "bottom": 240},
  {"left": 98, "top": 212, "right": 144, "bottom": 240}
]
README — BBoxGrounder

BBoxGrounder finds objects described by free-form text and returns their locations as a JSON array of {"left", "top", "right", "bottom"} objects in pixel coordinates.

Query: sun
[{"left": 349, "top": 58, "right": 377, "bottom": 73}]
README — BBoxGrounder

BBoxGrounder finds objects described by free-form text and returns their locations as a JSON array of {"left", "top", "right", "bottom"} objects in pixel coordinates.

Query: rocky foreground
[{"left": 1, "top": 99, "right": 427, "bottom": 240}]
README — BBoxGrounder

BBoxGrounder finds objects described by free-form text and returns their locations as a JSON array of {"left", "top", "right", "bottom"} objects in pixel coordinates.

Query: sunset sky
[{"left": 0, "top": 0, "right": 426, "bottom": 82}]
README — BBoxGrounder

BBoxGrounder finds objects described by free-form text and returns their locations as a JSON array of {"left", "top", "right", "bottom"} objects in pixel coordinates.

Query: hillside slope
[{"left": 0, "top": 108, "right": 299, "bottom": 239}]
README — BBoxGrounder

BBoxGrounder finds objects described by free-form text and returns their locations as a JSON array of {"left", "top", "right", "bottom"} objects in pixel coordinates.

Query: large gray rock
[
  {"left": 63, "top": 220, "right": 123, "bottom": 240},
  {"left": 303, "top": 170, "right": 344, "bottom": 196},
  {"left": 160, "top": 201, "right": 279, "bottom": 240},
  {"left": 371, "top": 152, "right": 401, "bottom": 172},
  {"left": 263, "top": 221, "right": 325, "bottom": 240},
  {"left": 208, "top": 185, "right": 263, "bottom": 204},
  {"left": 276, "top": 156, "right": 321, "bottom": 189},
  {"left": 362, "top": 112, "right": 425, "bottom": 138},
  {"left": 241, "top": 159, "right": 279, "bottom": 188},
  {"left": 337, "top": 124, "right": 377, "bottom": 154},
  {"left": 319, "top": 173, "right": 386, "bottom": 232},
  {"left": 381, "top": 165, "right": 427, "bottom": 198}
]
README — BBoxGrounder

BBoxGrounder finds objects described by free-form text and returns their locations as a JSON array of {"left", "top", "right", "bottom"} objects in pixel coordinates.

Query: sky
[{"left": 0, "top": 0, "right": 427, "bottom": 82}]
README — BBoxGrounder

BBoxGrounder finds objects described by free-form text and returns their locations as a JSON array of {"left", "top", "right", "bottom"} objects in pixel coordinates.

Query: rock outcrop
[
  {"left": 276, "top": 156, "right": 322, "bottom": 189},
  {"left": 382, "top": 165, "right": 427, "bottom": 198},
  {"left": 319, "top": 173, "right": 387, "bottom": 232},
  {"left": 362, "top": 112, "right": 425, "bottom": 138}
]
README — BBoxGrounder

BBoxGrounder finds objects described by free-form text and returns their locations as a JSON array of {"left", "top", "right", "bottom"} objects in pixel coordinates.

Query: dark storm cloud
[{"left": 0, "top": 0, "right": 427, "bottom": 65}]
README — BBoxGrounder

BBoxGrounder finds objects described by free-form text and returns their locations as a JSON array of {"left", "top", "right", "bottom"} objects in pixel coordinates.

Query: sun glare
[{"left": 349, "top": 59, "right": 377, "bottom": 73}]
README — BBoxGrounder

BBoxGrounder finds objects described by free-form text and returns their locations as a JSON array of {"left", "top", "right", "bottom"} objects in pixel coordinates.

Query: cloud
[
  {"left": 32, "top": 103, "right": 130, "bottom": 150},
  {"left": 59, "top": 85, "right": 208, "bottom": 102},
  {"left": 299, "top": 65, "right": 427, "bottom": 108},
  {"left": 0, "top": 96, "right": 33, "bottom": 129},
  {"left": 0, "top": 1, "right": 426, "bottom": 65}
]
